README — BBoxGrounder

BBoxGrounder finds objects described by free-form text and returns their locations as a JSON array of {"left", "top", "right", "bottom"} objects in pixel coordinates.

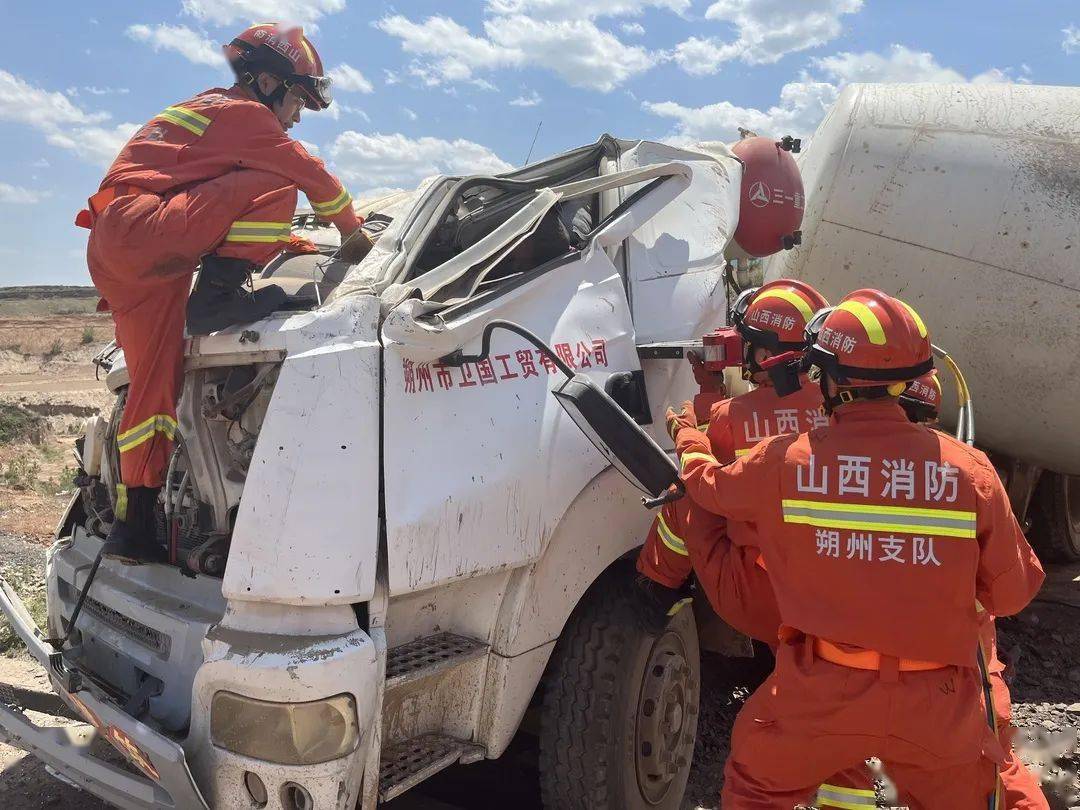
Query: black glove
[{"left": 635, "top": 575, "right": 693, "bottom": 634}]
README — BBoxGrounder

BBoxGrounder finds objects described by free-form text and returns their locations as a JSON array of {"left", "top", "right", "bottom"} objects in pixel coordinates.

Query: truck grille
[{"left": 81, "top": 596, "right": 171, "bottom": 657}]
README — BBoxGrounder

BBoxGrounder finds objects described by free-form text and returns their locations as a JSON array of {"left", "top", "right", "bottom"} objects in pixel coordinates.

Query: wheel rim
[{"left": 635, "top": 629, "right": 697, "bottom": 805}]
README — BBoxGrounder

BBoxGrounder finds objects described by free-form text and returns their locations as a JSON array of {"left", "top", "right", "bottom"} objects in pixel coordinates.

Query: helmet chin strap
[
  {"left": 819, "top": 369, "right": 891, "bottom": 415},
  {"left": 243, "top": 71, "right": 289, "bottom": 111}
]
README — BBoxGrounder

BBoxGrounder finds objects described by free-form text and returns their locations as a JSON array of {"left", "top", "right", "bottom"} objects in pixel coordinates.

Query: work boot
[
  {"left": 102, "top": 486, "right": 163, "bottom": 565},
  {"left": 186, "top": 256, "right": 286, "bottom": 336}
]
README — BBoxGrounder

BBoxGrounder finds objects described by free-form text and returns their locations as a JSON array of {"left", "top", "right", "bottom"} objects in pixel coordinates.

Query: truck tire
[
  {"left": 538, "top": 563, "right": 700, "bottom": 810},
  {"left": 1030, "top": 473, "right": 1080, "bottom": 563}
]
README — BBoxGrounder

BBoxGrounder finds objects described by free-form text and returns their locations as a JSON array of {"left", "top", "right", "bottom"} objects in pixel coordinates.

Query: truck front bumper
[{"left": 0, "top": 576, "right": 209, "bottom": 810}]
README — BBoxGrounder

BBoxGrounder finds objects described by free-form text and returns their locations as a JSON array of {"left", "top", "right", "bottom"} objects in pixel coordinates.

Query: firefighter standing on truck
[
  {"left": 670, "top": 289, "right": 1044, "bottom": 808},
  {"left": 79, "top": 24, "right": 370, "bottom": 563},
  {"left": 637, "top": 279, "right": 828, "bottom": 644}
]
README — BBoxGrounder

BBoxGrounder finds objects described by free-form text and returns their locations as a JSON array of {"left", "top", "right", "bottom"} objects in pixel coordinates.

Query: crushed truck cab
[{"left": 0, "top": 135, "right": 773, "bottom": 809}]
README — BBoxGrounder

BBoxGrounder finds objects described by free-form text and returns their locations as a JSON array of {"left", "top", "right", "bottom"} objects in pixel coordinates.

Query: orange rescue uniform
[
  {"left": 637, "top": 380, "right": 825, "bottom": 643},
  {"left": 676, "top": 399, "right": 1044, "bottom": 809},
  {"left": 85, "top": 87, "right": 360, "bottom": 493}
]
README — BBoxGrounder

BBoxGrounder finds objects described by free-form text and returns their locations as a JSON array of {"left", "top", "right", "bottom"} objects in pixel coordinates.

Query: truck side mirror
[{"left": 552, "top": 374, "right": 681, "bottom": 501}]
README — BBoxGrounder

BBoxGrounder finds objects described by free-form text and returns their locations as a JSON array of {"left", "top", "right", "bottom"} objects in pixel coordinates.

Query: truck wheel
[
  {"left": 538, "top": 564, "right": 700, "bottom": 810},
  {"left": 1031, "top": 473, "right": 1080, "bottom": 563}
]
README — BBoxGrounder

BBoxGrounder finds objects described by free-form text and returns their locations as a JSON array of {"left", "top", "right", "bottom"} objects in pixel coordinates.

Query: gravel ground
[{"left": 1, "top": 531, "right": 1077, "bottom": 809}]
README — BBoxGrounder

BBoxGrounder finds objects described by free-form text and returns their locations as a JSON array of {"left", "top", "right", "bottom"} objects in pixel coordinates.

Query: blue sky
[{"left": 0, "top": 0, "right": 1076, "bottom": 286}]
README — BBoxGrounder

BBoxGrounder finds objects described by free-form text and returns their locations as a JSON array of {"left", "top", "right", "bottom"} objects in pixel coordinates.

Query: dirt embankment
[{"left": 0, "top": 292, "right": 115, "bottom": 541}]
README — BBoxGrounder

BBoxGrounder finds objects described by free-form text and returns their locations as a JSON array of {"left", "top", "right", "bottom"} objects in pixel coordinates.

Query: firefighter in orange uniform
[
  {"left": 637, "top": 280, "right": 828, "bottom": 644},
  {"left": 671, "top": 290, "right": 1044, "bottom": 809},
  {"left": 82, "top": 24, "right": 368, "bottom": 562}
]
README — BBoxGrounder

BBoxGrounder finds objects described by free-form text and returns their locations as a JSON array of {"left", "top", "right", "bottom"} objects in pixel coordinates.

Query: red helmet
[
  {"left": 732, "top": 279, "right": 830, "bottom": 352},
  {"left": 225, "top": 24, "right": 331, "bottom": 111},
  {"left": 899, "top": 370, "right": 942, "bottom": 423},
  {"left": 806, "top": 289, "right": 933, "bottom": 387}
]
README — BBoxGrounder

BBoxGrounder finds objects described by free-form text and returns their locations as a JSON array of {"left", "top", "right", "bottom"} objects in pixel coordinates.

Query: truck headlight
[{"left": 210, "top": 692, "right": 359, "bottom": 765}]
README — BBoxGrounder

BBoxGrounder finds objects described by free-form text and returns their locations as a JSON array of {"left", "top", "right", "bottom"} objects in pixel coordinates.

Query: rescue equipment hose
[
  {"left": 440, "top": 319, "right": 576, "bottom": 378},
  {"left": 932, "top": 345, "right": 975, "bottom": 445}
]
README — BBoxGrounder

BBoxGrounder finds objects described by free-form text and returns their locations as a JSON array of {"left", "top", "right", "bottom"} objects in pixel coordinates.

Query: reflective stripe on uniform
[
  {"left": 816, "top": 784, "right": 876, "bottom": 809},
  {"left": 697, "top": 422, "right": 710, "bottom": 432},
  {"left": 836, "top": 299, "right": 886, "bottom": 345},
  {"left": 781, "top": 498, "right": 976, "bottom": 538},
  {"left": 117, "top": 414, "right": 177, "bottom": 454},
  {"left": 223, "top": 221, "right": 292, "bottom": 243},
  {"left": 114, "top": 483, "right": 128, "bottom": 522},
  {"left": 680, "top": 451, "right": 717, "bottom": 472},
  {"left": 666, "top": 596, "right": 692, "bottom": 616},
  {"left": 735, "top": 447, "right": 752, "bottom": 457},
  {"left": 310, "top": 188, "right": 352, "bottom": 217},
  {"left": 656, "top": 513, "right": 688, "bottom": 556},
  {"left": 156, "top": 105, "right": 211, "bottom": 137}
]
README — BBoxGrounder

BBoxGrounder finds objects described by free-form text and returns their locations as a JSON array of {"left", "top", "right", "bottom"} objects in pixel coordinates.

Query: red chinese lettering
[
  {"left": 555, "top": 342, "right": 576, "bottom": 369},
  {"left": 517, "top": 349, "right": 539, "bottom": 378},
  {"left": 403, "top": 359, "right": 416, "bottom": 394},
  {"left": 433, "top": 362, "right": 454, "bottom": 390},
  {"left": 416, "top": 363, "right": 434, "bottom": 392},
  {"left": 575, "top": 341, "right": 593, "bottom": 368},
  {"left": 477, "top": 359, "right": 498, "bottom": 386},
  {"left": 540, "top": 353, "right": 559, "bottom": 375},
  {"left": 495, "top": 353, "right": 518, "bottom": 380},
  {"left": 592, "top": 338, "right": 608, "bottom": 366},
  {"left": 458, "top": 364, "right": 477, "bottom": 388}
]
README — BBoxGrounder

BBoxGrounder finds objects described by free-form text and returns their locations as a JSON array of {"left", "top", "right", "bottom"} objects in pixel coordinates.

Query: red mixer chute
[{"left": 731, "top": 135, "right": 803, "bottom": 258}]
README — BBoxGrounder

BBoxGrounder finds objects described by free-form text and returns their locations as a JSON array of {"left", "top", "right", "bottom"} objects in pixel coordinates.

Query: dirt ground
[{"left": 0, "top": 288, "right": 1078, "bottom": 809}]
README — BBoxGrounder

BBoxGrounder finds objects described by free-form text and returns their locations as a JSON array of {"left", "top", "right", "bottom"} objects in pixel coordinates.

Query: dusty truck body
[
  {"left": 0, "top": 136, "right": 773, "bottom": 809},
  {"left": 765, "top": 81, "right": 1080, "bottom": 561}
]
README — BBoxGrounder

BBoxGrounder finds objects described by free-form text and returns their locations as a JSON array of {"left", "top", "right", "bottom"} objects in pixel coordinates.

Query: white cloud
[
  {"left": 180, "top": 0, "right": 346, "bottom": 28},
  {"left": 45, "top": 122, "right": 141, "bottom": 166},
  {"left": 1064, "top": 24, "right": 1080, "bottom": 54},
  {"left": 813, "top": 44, "right": 964, "bottom": 84},
  {"left": 647, "top": 44, "right": 1018, "bottom": 143},
  {"left": 298, "top": 139, "right": 320, "bottom": 154},
  {"left": 0, "top": 70, "right": 107, "bottom": 131},
  {"left": 337, "top": 103, "right": 370, "bottom": 121},
  {"left": 126, "top": 24, "right": 224, "bottom": 68},
  {"left": 328, "top": 131, "right": 513, "bottom": 190},
  {"left": 83, "top": 86, "right": 131, "bottom": 96},
  {"left": 487, "top": 0, "right": 689, "bottom": 18},
  {"left": 674, "top": 0, "right": 863, "bottom": 74},
  {"left": 621, "top": 22, "right": 645, "bottom": 36},
  {"left": 0, "top": 70, "right": 137, "bottom": 167},
  {"left": 31, "top": 158, "right": 49, "bottom": 169},
  {"left": 377, "top": 13, "right": 658, "bottom": 92},
  {"left": 510, "top": 89, "right": 543, "bottom": 106},
  {"left": 402, "top": 107, "right": 418, "bottom": 121},
  {"left": 0, "top": 182, "right": 49, "bottom": 204},
  {"left": 329, "top": 63, "right": 374, "bottom": 93},
  {"left": 644, "top": 79, "right": 839, "bottom": 143}
]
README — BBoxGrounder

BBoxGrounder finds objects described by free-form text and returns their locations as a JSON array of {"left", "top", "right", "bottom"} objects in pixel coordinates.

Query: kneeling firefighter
[
  {"left": 670, "top": 289, "right": 1044, "bottom": 808},
  {"left": 636, "top": 278, "right": 828, "bottom": 643},
  {"left": 79, "top": 23, "right": 371, "bottom": 563}
]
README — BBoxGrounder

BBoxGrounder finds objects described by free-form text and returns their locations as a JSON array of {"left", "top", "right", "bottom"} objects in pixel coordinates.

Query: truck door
[
  {"left": 603, "top": 140, "right": 744, "bottom": 437},
  {"left": 380, "top": 168, "right": 693, "bottom": 595}
]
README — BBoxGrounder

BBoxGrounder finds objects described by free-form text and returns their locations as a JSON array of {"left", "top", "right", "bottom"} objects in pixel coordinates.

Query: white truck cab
[{"left": 0, "top": 135, "right": 783, "bottom": 810}]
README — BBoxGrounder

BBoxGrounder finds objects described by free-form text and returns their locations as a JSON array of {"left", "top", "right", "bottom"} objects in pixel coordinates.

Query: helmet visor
[
  {"left": 804, "top": 306, "right": 834, "bottom": 347},
  {"left": 730, "top": 286, "right": 759, "bottom": 325},
  {"left": 288, "top": 74, "right": 333, "bottom": 110}
]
